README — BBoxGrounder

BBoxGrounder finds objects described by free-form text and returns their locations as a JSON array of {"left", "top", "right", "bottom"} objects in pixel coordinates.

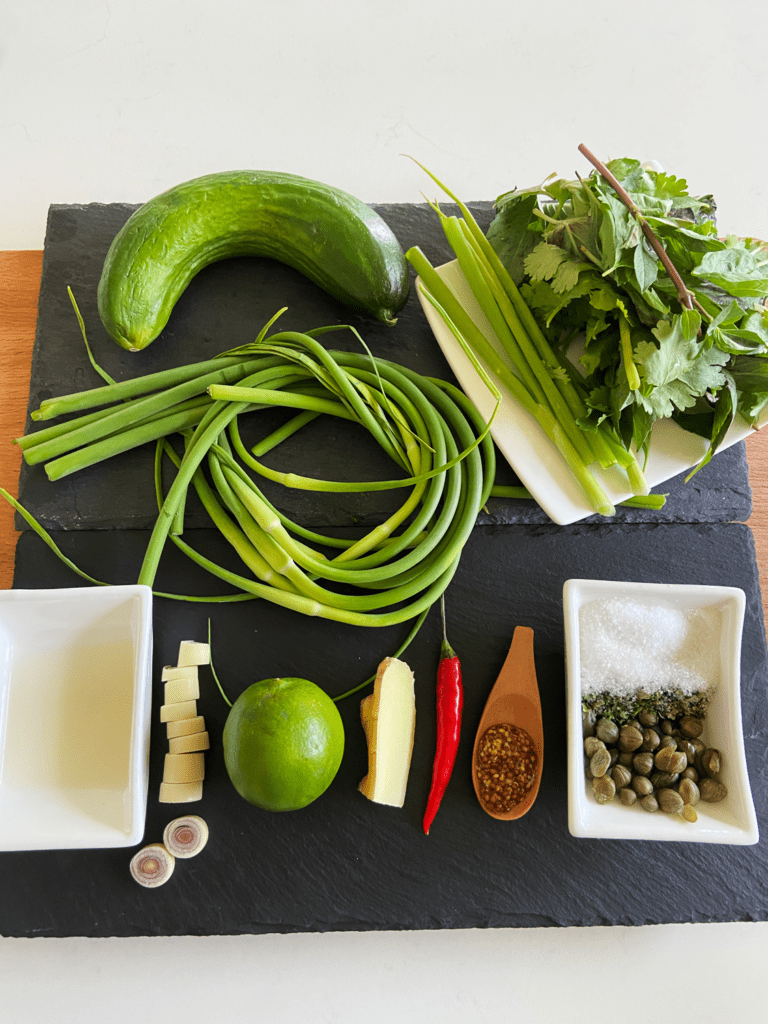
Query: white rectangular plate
[
  {"left": 0, "top": 585, "right": 153, "bottom": 851},
  {"left": 416, "top": 261, "right": 767, "bottom": 524},
  {"left": 563, "top": 578, "right": 759, "bottom": 844}
]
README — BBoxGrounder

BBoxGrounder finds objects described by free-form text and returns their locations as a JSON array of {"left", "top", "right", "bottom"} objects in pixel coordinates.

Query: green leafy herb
[{"left": 487, "top": 151, "right": 768, "bottom": 471}]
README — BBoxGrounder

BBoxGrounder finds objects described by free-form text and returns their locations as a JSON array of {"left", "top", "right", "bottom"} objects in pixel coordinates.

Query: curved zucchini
[{"left": 97, "top": 170, "right": 410, "bottom": 351}]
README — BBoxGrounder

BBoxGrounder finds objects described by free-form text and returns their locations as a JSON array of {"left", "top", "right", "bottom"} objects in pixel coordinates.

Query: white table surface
[{"left": 3, "top": 2, "right": 768, "bottom": 1019}]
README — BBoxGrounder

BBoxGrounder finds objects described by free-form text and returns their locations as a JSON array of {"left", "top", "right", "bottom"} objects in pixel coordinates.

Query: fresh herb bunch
[{"left": 487, "top": 154, "right": 768, "bottom": 476}]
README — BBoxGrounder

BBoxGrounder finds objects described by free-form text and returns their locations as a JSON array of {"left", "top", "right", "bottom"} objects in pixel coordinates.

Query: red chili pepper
[{"left": 423, "top": 594, "right": 463, "bottom": 835}]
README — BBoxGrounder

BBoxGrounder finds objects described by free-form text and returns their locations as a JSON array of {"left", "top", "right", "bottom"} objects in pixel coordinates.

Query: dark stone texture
[
  {"left": 2, "top": 521, "right": 767, "bottom": 937},
  {"left": 16, "top": 202, "right": 752, "bottom": 531}
]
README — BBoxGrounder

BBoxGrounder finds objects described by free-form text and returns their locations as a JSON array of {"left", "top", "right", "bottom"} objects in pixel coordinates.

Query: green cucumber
[{"left": 97, "top": 170, "right": 410, "bottom": 352}]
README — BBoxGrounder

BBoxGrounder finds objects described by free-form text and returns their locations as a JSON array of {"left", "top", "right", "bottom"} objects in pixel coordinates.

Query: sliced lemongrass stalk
[
  {"left": 164, "top": 676, "right": 200, "bottom": 704},
  {"left": 130, "top": 844, "right": 175, "bottom": 887},
  {"left": 163, "top": 815, "right": 209, "bottom": 858},
  {"left": 160, "top": 700, "right": 198, "bottom": 723},
  {"left": 161, "top": 664, "right": 198, "bottom": 683},
  {"left": 159, "top": 780, "right": 203, "bottom": 804},
  {"left": 169, "top": 732, "right": 211, "bottom": 754},
  {"left": 177, "top": 640, "right": 210, "bottom": 667},
  {"left": 167, "top": 716, "right": 207, "bottom": 739},
  {"left": 164, "top": 752, "right": 205, "bottom": 784}
]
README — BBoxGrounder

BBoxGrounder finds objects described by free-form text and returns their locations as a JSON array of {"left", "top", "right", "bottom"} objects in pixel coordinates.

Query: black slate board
[
  {"left": 16, "top": 202, "right": 752, "bottom": 532},
  {"left": 2, "top": 521, "right": 767, "bottom": 937}
]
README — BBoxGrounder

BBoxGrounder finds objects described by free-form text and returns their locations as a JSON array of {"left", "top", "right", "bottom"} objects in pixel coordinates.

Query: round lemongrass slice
[
  {"left": 163, "top": 815, "right": 209, "bottom": 859},
  {"left": 130, "top": 843, "right": 175, "bottom": 887}
]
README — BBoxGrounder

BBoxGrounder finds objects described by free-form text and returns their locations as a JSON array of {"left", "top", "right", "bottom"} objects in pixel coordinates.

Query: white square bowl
[
  {"left": 0, "top": 585, "right": 153, "bottom": 851},
  {"left": 563, "top": 578, "right": 759, "bottom": 844}
]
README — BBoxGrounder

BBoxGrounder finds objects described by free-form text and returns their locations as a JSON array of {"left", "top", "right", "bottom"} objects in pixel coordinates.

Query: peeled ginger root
[{"left": 358, "top": 657, "right": 415, "bottom": 808}]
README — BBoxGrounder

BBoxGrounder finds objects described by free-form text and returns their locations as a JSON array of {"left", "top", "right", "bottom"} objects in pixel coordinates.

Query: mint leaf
[
  {"left": 487, "top": 193, "right": 540, "bottom": 285},
  {"left": 692, "top": 246, "right": 768, "bottom": 298},
  {"left": 633, "top": 239, "right": 659, "bottom": 293}
]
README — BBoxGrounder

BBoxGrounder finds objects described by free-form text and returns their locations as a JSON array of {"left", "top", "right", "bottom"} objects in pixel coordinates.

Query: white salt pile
[{"left": 579, "top": 597, "right": 720, "bottom": 698}]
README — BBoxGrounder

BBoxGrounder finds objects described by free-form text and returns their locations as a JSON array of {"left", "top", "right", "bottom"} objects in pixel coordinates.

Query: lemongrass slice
[
  {"left": 164, "top": 752, "right": 205, "bottom": 784},
  {"left": 358, "top": 656, "right": 416, "bottom": 808},
  {"left": 164, "top": 675, "right": 200, "bottom": 704},
  {"left": 163, "top": 815, "right": 209, "bottom": 858},
  {"left": 169, "top": 731, "right": 210, "bottom": 754},
  {"left": 130, "top": 843, "right": 175, "bottom": 887},
  {"left": 177, "top": 641, "right": 210, "bottom": 667},
  {"left": 159, "top": 780, "right": 203, "bottom": 804},
  {"left": 167, "top": 715, "right": 207, "bottom": 739},
  {"left": 161, "top": 664, "right": 199, "bottom": 683},
  {"left": 160, "top": 699, "right": 198, "bottom": 723}
]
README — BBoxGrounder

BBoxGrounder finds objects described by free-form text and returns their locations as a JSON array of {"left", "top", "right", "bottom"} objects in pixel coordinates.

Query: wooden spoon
[{"left": 471, "top": 625, "right": 544, "bottom": 821}]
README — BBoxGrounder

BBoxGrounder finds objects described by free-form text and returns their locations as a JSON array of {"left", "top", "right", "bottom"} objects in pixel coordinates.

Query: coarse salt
[{"left": 579, "top": 597, "right": 719, "bottom": 698}]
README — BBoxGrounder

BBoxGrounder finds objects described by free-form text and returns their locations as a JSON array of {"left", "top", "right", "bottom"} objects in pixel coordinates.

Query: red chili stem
[{"left": 423, "top": 595, "right": 463, "bottom": 835}]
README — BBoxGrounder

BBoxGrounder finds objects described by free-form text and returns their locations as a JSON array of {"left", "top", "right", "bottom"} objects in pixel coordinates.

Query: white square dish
[
  {"left": 416, "top": 261, "right": 768, "bottom": 525},
  {"left": 0, "top": 585, "right": 153, "bottom": 851},
  {"left": 563, "top": 578, "right": 759, "bottom": 844}
]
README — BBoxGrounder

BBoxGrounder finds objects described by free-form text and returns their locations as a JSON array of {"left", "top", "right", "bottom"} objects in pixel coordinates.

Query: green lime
[{"left": 223, "top": 677, "right": 344, "bottom": 812}]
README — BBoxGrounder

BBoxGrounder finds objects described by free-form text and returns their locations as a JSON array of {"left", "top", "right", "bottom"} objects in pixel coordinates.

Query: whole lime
[{"left": 223, "top": 677, "right": 344, "bottom": 812}]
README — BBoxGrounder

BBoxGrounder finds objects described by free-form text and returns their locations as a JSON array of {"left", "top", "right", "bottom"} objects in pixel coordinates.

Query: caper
[
  {"left": 678, "top": 778, "right": 700, "bottom": 806},
  {"left": 651, "top": 770, "right": 680, "bottom": 789},
  {"left": 612, "top": 765, "right": 632, "bottom": 790},
  {"left": 641, "top": 728, "right": 661, "bottom": 752},
  {"left": 700, "top": 778, "right": 728, "bottom": 803},
  {"left": 682, "top": 804, "right": 699, "bottom": 823},
  {"left": 678, "top": 740, "right": 697, "bottom": 764},
  {"left": 618, "top": 725, "right": 643, "bottom": 753},
  {"left": 584, "top": 736, "right": 604, "bottom": 758},
  {"left": 608, "top": 747, "right": 619, "bottom": 768},
  {"left": 619, "top": 788, "right": 638, "bottom": 806},
  {"left": 627, "top": 718, "right": 641, "bottom": 731},
  {"left": 659, "top": 735, "right": 678, "bottom": 750},
  {"left": 583, "top": 709, "right": 597, "bottom": 738},
  {"left": 617, "top": 751, "right": 634, "bottom": 768},
  {"left": 596, "top": 718, "right": 620, "bottom": 745},
  {"left": 631, "top": 775, "right": 653, "bottom": 797},
  {"left": 638, "top": 709, "right": 658, "bottom": 728},
  {"left": 700, "top": 748, "right": 722, "bottom": 778},
  {"left": 590, "top": 746, "right": 612, "bottom": 778},
  {"left": 657, "top": 788, "right": 684, "bottom": 814},
  {"left": 632, "top": 752, "right": 655, "bottom": 777},
  {"left": 681, "top": 766, "right": 699, "bottom": 783},
  {"left": 640, "top": 794, "right": 659, "bottom": 813},
  {"left": 592, "top": 775, "right": 616, "bottom": 804},
  {"left": 655, "top": 747, "right": 687, "bottom": 775},
  {"left": 660, "top": 719, "right": 673, "bottom": 736},
  {"left": 680, "top": 716, "right": 704, "bottom": 739}
]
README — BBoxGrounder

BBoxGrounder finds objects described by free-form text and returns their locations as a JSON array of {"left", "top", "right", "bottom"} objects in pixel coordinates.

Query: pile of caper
[{"left": 583, "top": 708, "right": 727, "bottom": 821}]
